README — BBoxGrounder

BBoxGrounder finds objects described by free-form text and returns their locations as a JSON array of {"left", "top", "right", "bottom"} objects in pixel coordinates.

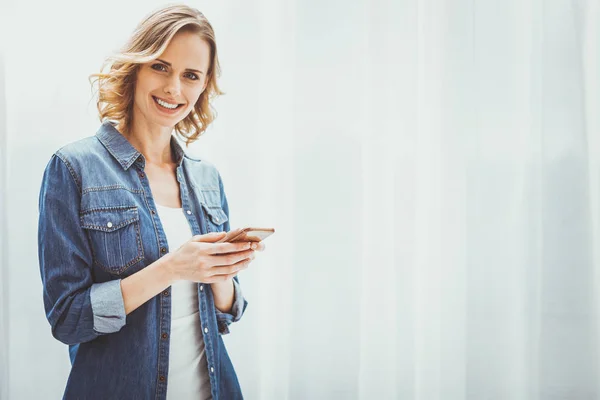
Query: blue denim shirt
[{"left": 37, "top": 121, "right": 248, "bottom": 400}]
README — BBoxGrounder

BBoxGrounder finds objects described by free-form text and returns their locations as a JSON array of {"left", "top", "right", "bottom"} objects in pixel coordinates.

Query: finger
[
  {"left": 253, "top": 241, "right": 266, "bottom": 251},
  {"left": 209, "top": 241, "right": 252, "bottom": 255},
  {"left": 209, "top": 257, "right": 251, "bottom": 277},
  {"left": 190, "top": 232, "right": 227, "bottom": 243},
  {"left": 206, "top": 271, "right": 240, "bottom": 283},
  {"left": 211, "top": 249, "right": 255, "bottom": 267}
]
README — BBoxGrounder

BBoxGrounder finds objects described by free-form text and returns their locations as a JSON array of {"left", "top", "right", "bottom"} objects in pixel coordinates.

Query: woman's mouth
[{"left": 152, "top": 96, "right": 184, "bottom": 113}]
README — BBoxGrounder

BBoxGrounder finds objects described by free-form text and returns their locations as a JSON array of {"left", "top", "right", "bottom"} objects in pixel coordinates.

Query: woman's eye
[
  {"left": 151, "top": 64, "right": 198, "bottom": 81},
  {"left": 151, "top": 63, "right": 167, "bottom": 72}
]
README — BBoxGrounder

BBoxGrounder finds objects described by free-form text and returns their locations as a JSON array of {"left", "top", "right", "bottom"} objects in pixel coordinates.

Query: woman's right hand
[{"left": 164, "top": 232, "right": 256, "bottom": 283}]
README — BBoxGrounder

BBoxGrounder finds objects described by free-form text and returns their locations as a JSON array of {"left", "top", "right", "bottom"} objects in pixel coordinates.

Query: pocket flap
[
  {"left": 201, "top": 204, "right": 228, "bottom": 225},
  {"left": 80, "top": 207, "right": 140, "bottom": 232}
]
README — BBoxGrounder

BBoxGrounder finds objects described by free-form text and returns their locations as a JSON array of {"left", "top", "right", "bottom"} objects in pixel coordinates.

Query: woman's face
[{"left": 133, "top": 30, "right": 211, "bottom": 129}]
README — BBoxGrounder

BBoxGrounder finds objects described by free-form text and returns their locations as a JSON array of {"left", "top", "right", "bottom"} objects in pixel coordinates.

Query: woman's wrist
[
  {"left": 158, "top": 252, "right": 179, "bottom": 285},
  {"left": 211, "top": 277, "right": 233, "bottom": 287}
]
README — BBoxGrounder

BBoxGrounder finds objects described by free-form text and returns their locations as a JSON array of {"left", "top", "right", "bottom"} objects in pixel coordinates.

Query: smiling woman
[
  {"left": 37, "top": 4, "right": 255, "bottom": 400},
  {"left": 88, "top": 6, "right": 224, "bottom": 146},
  {"left": 129, "top": 32, "right": 211, "bottom": 127}
]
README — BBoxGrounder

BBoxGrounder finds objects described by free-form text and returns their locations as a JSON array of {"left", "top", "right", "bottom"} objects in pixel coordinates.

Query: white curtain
[{"left": 1, "top": 0, "right": 599, "bottom": 398}]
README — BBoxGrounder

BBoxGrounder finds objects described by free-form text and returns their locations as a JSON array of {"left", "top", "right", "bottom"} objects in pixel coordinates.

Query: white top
[{"left": 156, "top": 203, "right": 212, "bottom": 400}]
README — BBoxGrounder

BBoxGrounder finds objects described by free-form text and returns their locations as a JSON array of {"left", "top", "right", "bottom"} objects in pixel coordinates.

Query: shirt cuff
[
  {"left": 90, "top": 280, "right": 127, "bottom": 334},
  {"left": 215, "top": 278, "right": 248, "bottom": 335}
]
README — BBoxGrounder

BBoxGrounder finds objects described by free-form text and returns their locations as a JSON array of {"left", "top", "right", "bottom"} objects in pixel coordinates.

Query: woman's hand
[
  {"left": 164, "top": 232, "right": 258, "bottom": 284},
  {"left": 253, "top": 241, "right": 266, "bottom": 252}
]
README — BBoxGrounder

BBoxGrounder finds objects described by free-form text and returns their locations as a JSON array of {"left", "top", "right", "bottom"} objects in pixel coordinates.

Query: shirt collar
[{"left": 95, "top": 121, "right": 186, "bottom": 170}]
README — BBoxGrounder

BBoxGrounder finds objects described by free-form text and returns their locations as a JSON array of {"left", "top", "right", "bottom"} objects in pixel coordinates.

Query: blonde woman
[{"left": 37, "top": 5, "right": 261, "bottom": 399}]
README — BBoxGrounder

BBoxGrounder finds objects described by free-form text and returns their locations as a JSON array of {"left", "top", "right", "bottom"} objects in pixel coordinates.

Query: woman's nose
[{"left": 164, "top": 77, "right": 181, "bottom": 97}]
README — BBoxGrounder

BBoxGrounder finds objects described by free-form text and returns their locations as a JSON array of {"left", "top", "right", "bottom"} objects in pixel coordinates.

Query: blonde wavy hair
[{"left": 88, "top": 4, "right": 224, "bottom": 147}]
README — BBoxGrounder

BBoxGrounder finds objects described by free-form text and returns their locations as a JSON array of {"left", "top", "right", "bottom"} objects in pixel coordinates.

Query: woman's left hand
[
  {"left": 212, "top": 241, "right": 266, "bottom": 288},
  {"left": 250, "top": 241, "right": 266, "bottom": 252}
]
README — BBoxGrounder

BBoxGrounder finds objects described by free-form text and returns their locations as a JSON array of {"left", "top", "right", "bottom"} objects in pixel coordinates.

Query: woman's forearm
[
  {"left": 120, "top": 254, "right": 176, "bottom": 315},
  {"left": 121, "top": 254, "right": 236, "bottom": 315},
  {"left": 211, "top": 279, "right": 235, "bottom": 313}
]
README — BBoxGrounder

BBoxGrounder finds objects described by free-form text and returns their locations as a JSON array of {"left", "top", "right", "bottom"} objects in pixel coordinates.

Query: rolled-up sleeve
[
  {"left": 215, "top": 276, "right": 248, "bottom": 335},
  {"left": 89, "top": 280, "right": 127, "bottom": 334},
  {"left": 214, "top": 172, "right": 248, "bottom": 335},
  {"left": 37, "top": 153, "right": 126, "bottom": 345}
]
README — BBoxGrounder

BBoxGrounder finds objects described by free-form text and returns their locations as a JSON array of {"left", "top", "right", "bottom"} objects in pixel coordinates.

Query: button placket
[{"left": 134, "top": 163, "right": 174, "bottom": 391}]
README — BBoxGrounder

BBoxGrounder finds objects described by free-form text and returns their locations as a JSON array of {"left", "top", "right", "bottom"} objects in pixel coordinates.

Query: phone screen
[
  {"left": 229, "top": 229, "right": 274, "bottom": 242},
  {"left": 217, "top": 228, "right": 274, "bottom": 243}
]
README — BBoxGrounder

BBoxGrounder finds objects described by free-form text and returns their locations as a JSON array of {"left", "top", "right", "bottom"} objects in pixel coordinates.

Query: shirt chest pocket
[
  {"left": 201, "top": 203, "right": 229, "bottom": 233},
  {"left": 80, "top": 206, "right": 144, "bottom": 275}
]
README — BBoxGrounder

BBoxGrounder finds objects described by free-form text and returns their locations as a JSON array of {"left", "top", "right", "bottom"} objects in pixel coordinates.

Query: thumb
[{"left": 191, "top": 232, "right": 227, "bottom": 243}]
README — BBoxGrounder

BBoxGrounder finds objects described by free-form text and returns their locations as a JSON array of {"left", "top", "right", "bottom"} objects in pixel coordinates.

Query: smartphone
[{"left": 216, "top": 227, "right": 275, "bottom": 243}]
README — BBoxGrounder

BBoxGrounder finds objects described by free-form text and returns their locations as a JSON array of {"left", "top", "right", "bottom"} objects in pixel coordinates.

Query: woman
[{"left": 37, "top": 5, "right": 262, "bottom": 399}]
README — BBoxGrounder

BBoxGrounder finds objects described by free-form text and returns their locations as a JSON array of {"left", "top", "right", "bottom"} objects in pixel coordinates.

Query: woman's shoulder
[
  {"left": 40, "top": 135, "right": 110, "bottom": 193},
  {"left": 53, "top": 135, "right": 107, "bottom": 168}
]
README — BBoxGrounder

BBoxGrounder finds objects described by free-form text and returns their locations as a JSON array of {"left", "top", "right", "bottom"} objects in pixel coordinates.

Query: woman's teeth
[{"left": 154, "top": 96, "right": 180, "bottom": 109}]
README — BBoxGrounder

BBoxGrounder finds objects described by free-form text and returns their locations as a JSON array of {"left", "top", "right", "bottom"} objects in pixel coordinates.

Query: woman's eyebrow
[{"left": 156, "top": 58, "right": 204, "bottom": 74}]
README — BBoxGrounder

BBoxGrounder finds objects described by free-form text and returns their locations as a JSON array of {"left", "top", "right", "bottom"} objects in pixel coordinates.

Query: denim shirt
[{"left": 37, "top": 121, "right": 248, "bottom": 400}]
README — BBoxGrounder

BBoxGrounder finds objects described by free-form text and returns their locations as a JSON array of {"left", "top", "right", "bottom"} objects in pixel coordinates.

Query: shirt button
[
  {"left": 161, "top": 333, "right": 168, "bottom": 339},
  {"left": 159, "top": 375, "right": 165, "bottom": 382},
  {"left": 204, "top": 327, "right": 208, "bottom": 334},
  {"left": 161, "top": 247, "right": 167, "bottom": 254},
  {"left": 107, "top": 222, "right": 113, "bottom": 228},
  {"left": 200, "top": 285, "right": 203, "bottom": 291},
  {"left": 162, "top": 290, "right": 169, "bottom": 296},
  {"left": 215, "top": 218, "right": 220, "bottom": 223},
  {"left": 186, "top": 210, "right": 192, "bottom": 215},
  {"left": 139, "top": 172, "right": 145, "bottom": 178},
  {"left": 151, "top": 210, "right": 156, "bottom": 215},
  {"left": 210, "top": 367, "right": 214, "bottom": 373}
]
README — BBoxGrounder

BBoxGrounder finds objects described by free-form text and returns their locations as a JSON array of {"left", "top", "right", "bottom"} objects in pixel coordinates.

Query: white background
[{"left": 1, "top": 0, "right": 600, "bottom": 399}]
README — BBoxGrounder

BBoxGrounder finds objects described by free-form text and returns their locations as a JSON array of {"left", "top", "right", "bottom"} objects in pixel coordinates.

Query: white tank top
[{"left": 155, "top": 203, "right": 212, "bottom": 400}]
